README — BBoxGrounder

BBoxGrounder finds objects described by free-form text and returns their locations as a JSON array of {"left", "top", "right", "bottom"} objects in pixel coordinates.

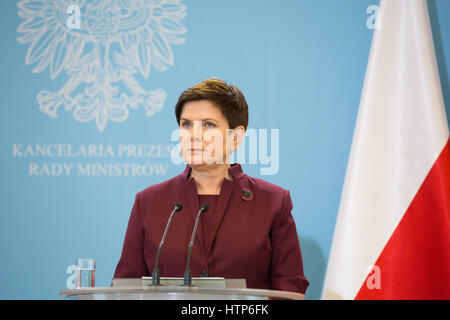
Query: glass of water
[{"left": 75, "top": 258, "right": 95, "bottom": 288}]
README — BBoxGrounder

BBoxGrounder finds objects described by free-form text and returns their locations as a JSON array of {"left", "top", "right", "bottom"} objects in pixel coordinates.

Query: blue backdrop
[{"left": 1, "top": 0, "right": 449, "bottom": 300}]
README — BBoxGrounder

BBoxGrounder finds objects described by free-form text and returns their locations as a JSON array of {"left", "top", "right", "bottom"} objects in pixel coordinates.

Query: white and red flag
[{"left": 322, "top": 0, "right": 450, "bottom": 299}]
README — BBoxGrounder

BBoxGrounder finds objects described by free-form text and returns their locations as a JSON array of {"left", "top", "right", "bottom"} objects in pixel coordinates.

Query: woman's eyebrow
[{"left": 180, "top": 117, "right": 217, "bottom": 122}]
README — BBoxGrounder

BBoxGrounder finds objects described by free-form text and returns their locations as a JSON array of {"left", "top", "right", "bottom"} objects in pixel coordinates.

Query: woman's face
[{"left": 179, "top": 100, "right": 244, "bottom": 167}]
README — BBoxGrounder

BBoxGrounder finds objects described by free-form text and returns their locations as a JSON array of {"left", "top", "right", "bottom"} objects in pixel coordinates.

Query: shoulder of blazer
[
  {"left": 246, "top": 175, "right": 288, "bottom": 197},
  {"left": 136, "top": 171, "right": 186, "bottom": 200}
]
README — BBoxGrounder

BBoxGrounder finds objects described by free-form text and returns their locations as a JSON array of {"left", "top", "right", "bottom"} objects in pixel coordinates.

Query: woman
[{"left": 114, "top": 78, "right": 309, "bottom": 294}]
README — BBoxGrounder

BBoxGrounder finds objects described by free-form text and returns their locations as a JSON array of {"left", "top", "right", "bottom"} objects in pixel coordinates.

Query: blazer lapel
[
  {"left": 181, "top": 166, "right": 207, "bottom": 261},
  {"left": 206, "top": 177, "right": 234, "bottom": 255}
]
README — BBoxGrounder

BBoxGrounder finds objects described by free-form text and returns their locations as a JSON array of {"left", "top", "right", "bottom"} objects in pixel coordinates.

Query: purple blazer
[{"left": 113, "top": 163, "right": 309, "bottom": 294}]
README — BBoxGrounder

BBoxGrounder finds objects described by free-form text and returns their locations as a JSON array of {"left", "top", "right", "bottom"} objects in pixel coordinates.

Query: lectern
[{"left": 60, "top": 278, "right": 305, "bottom": 300}]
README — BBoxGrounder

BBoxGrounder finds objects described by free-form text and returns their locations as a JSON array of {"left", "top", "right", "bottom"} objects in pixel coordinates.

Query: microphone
[
  {"left": 152, "top": 203, "right": 183, "bottom": 285},
  {"left": 183, "top": 203, "right": 210, "bottom": 286}
]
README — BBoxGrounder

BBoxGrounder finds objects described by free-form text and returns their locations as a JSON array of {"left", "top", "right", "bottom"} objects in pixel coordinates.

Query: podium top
[{"left": 60, "top": 286, "right": 305, "bottom": 300}]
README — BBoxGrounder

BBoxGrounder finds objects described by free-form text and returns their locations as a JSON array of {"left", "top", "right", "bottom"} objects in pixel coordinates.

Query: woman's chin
[{"left": 183, "top": 156, "right": 228, "bottom": 167}]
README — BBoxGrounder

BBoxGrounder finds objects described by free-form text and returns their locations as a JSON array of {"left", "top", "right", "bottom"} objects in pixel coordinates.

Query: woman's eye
[
  {"left": 204, "top": 122, "right": 216, "bottom": 128},
  {"left": 181, "top": 122, "right": 191, "bottom": 128}
]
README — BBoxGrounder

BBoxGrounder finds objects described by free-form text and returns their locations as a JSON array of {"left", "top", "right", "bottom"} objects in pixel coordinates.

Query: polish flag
[{"left": 322, "top": 0, "right": 450, "bottom": 299}]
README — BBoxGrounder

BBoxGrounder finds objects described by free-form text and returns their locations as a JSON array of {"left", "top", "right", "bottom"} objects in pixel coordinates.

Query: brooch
[{"left": 241, "top": 187, "right": 254, "bottom": 202}]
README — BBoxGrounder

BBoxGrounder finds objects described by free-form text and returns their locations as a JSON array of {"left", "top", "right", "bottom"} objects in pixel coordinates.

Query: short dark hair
[{"left": 175, "top": 78, "right": 249, "bottom": 129}]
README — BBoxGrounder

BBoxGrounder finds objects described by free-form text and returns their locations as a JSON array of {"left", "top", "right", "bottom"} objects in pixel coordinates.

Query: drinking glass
[{"left": 75, "top": 258, "right": 95, "bottom": 288}]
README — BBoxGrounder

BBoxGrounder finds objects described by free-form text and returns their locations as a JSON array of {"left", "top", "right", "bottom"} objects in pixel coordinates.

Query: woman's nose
[{"left": 192, "top": 121, "right": 203, "bottom": 140}]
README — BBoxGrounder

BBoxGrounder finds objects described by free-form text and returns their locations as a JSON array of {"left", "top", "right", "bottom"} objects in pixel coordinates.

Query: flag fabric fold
[{"left": 322, "top": 0, "right": 450, "bottom": 300}]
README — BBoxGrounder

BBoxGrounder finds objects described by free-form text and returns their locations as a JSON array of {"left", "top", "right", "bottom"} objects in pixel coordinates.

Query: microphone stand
[
  {"left": 151, "top": 203, "right": 183, "bottom": 285},
  {"left": 183, "top": 203, "right": 210, "bottom": 286}
]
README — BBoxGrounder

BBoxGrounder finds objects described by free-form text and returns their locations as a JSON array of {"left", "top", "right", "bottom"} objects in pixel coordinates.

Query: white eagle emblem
[{"left": 17, "top": 0, "right": 187, "bottom": 132}]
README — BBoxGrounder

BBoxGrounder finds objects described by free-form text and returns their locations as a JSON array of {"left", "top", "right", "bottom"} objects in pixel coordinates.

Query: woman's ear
[{"left": 233, "top": 126, "right": 246, "bottom": 150}]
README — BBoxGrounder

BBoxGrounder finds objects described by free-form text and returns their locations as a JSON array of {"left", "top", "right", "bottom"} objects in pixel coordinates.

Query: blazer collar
[{"left": 180, "top": 163, "right": 246, "bottom": 181}]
